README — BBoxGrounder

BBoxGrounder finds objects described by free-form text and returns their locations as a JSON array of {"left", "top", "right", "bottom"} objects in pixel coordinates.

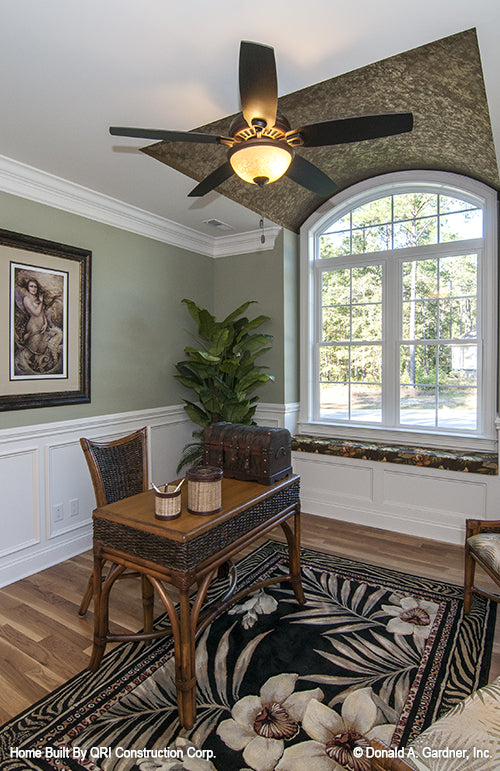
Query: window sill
[{"left": 291, "top": 435, "right": 498, "bottom": 475}]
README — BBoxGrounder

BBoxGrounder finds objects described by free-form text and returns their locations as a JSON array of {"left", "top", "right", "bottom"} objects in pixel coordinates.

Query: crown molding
[{"left": 0, "top": 154, "right": 281, "bottom": 258}]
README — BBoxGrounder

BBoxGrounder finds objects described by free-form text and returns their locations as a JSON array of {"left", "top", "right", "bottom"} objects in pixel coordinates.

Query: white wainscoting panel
[
  {"left": 0, "top": 405, "right": 192, "bottom": 587},
  {"left": 0, "top": 447, "right": 39, "bottom": 557},
  {"left": 293, "top": 449, "right": 500, "bottom": 545}
]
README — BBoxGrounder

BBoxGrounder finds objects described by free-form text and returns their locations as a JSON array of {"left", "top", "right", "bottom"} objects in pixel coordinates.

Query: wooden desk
[{"left": 90, "top": 474, "right": 304, "bottom": 728}]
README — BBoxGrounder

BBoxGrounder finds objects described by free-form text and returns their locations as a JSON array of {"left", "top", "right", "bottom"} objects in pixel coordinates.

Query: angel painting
[{"left": 11, "top": 264, "right": 66, "bottom": 379}]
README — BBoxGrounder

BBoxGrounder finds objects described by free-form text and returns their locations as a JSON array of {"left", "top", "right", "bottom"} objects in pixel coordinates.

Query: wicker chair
[
  {"left": 464, "top": 517, "right": 500, "bottom": 614},
  {"left": 79, "top": 427, "right": 149, "bottom": 615}
]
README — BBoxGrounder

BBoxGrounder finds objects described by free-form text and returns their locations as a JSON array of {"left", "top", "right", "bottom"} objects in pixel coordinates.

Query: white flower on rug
[
  {"left": 228, "top": 589, "right": 278, "bottom": 629},
  {"left": 137, "top": 738, "right": 217, "bottom": 771},
  {"left": 217, "top": 673, "right": 323, "bottom": 771},
  {"left": 381, "top": 594, "right": 439, "bottom": 642},
  {"left": 276, "top": 689, "right": 395, "bottom": 771}
]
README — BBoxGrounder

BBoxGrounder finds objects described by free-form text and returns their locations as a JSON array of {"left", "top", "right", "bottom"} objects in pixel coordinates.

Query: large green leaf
[
  {"left": 221, "top": 301, "right": 256, "bottom": 326},
  {"left": 234, "top": 334, "right": 273, "bottom": 355},
  {"left": 184, "top": 347, "right": 221, "bottom": 364},
  {"left": 235, "top": 372, "right": 274, "bottom": 395},
  {"left": 235, "top": 314, "right": 271, "bottom": 342},
  {"left": 208, "top": 326, "right": 231, "bottom": 356},
  {"left": 182, "top": 299, "right": 216, "bottom": 340},
  {"left": 183, "top": 401, "right": 211, "bottom": 426}
]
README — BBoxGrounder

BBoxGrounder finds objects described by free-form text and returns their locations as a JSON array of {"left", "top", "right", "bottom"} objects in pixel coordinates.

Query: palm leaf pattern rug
[{"left": 0, "top": 541, "right": 495, "bottom": 771}]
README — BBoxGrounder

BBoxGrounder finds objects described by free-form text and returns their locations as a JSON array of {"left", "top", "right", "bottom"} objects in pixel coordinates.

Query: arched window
[{"left": 298, "top": 171, "right": 497, "bottom": 450}]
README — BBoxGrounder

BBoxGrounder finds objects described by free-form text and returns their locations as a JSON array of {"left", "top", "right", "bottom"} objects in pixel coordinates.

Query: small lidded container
[
  {"left": 154, "top": 482, "right": 182, "bottom": 520},
  {"left": 186, "top": 465, "right": 223, "bottom": 515}
]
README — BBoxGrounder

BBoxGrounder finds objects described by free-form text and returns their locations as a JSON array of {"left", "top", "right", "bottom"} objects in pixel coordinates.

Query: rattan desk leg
[
  {"left": 176, "top": 587, "right": 197, "bottom": 729},
  {"left": 280, "top": 504, "right": 305, "bottom": 605}
]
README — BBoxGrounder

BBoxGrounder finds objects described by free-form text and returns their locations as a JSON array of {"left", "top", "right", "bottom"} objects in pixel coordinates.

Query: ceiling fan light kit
[
  {"left": 228, "top": 138, "right": 294, "bottom": 186},
  {"left": 110, "top": 40, "right": 413, "bottom": 198}
]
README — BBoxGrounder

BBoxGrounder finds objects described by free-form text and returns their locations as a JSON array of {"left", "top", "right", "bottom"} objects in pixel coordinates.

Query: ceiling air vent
[{"left": 202, "top": 218, "right": 234, "bottom": 231}]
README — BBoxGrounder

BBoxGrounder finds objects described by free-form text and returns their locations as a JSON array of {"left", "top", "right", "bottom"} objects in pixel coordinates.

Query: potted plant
[{"left": 175, "top": 298, "right": 274, "bottom": 470}]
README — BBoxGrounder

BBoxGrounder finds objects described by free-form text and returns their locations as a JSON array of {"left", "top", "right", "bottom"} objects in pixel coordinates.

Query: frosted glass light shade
[{"left": 229, "top": 139, "right": 294, "bottom": 185}]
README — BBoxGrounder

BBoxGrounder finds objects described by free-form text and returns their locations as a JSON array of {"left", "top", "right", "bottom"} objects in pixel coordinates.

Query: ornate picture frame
[{"left": 0, "top": 228, "right": 91, "bottom": 411}]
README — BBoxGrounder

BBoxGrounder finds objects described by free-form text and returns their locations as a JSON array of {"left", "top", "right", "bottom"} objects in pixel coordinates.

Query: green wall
[
  {"left": 0, "top": 191, "right": 299, "bottom": 431},
  {"left": 0, "top": 191, "right": 213, "bottom": 429},
  {"left": 212, "top": 229, "right": 299, "bottom": 406}
]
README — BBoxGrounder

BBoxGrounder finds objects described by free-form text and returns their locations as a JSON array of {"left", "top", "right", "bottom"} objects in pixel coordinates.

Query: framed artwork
[{"left": 0, "top": 228, "right": 91, "bottom": 411}]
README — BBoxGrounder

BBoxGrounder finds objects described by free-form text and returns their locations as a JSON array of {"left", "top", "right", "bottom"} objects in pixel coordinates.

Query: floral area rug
[{"left": 0, "top": 541, "right": 495, "bottom": 771}]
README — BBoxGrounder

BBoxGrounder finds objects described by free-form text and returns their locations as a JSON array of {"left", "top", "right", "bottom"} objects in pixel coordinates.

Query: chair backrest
[{"left": 80, "top": 427, "right": 148, "bottom": 507}]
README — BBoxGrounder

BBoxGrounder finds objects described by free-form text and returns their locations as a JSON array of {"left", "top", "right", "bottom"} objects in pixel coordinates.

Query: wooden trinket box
[{"left": 203, "top": 422, "right": 292, "bottom": 485}]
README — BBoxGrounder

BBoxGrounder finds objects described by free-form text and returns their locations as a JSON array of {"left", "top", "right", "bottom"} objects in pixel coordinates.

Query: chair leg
[
  {"left": 79, "top": 572, "right": 94, "bottom": 616},
  {"left": 464, "top": 545, "right": 476, "bottom": 615}
]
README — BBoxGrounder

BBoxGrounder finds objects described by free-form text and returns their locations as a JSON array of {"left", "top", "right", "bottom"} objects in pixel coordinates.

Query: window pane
[
  {"left": 400, "top": 385, "right": 437, "bottom": 426},
  {"left": 394, "top": 217, "right": 438, "bottom": 248},
  {"left": 393, "top": 193, "right": 437, "bottom": 221},
  {"left": 449, "top": 299, "right": 477, "bottom": 338},
  {"left": 351, "top": 265, "right": 382, "bottom": 303},
  {"left": 322, "top": 306, "right": 350, "bottom": 341},
  {"left": 441, "top": 344, "right": 477, "bottom": 385},
  {"left": 351, "top": 384, "right": 382, "bottom": 422},
  {"left": 351, "top": 304, "right": 382, "bottom": 340},
  {"left": 352, "top": 224, "right": 392, "bottom": 254},
  {"left": 352, "top": 197, "right": 392, "bottom": 227},
  {"left": 402, "top": 259, "right": 438, "bottom": 301},
  {"left": 350, "top": 345, "right": 382, "bottom": 382},
  {"left": 438, "top": 387, "right": 477, "bottom": 429},
  {"left": 322, "top": 269, "right": 350, "bottom": 305},
  {"left": 400, "top": 344, "right": 437, "bottom": 385},
  {"left": 320, "top": 346, "right": 349, "bottom": 382},
  {"left": 320, "top": 383, "right": 349, "bottom": 419},
  {"left": 320, "top": 231, "right": 350, "bottom": 258},
  {"left": 402, "top": 299, "right": 438, "bottom": 340},
  {"left": 440, "top": 210, "right": 482, "bottom": 241},
  {"left": 439, "top": 195, "right": 476, "bottom": 214},
  {"left": 439, "top": 254, "right": 477, "bottom": 297}
]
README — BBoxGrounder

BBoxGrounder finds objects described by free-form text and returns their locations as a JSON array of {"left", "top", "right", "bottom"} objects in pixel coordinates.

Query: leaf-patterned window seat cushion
[{"left": 291, "top": 435, "right": 498, "bottom": 475}]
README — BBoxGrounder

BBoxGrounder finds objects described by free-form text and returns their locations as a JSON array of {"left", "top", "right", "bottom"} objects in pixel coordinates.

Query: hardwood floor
[{"left": 0, "top": 513, "right": 498, "bottom": 726}]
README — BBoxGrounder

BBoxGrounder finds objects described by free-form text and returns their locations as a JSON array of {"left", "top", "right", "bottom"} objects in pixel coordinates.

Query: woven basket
[
  {"left": 154, "top": 483, "right": 182, "bottom": 520},
  {"left": 187, "top": 465, "right": 223, "bottom": 515}
]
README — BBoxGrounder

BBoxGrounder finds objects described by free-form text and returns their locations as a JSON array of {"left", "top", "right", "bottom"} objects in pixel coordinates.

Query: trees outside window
[{"left": 299, "top": 172, "right": 497, "bottom": 450}]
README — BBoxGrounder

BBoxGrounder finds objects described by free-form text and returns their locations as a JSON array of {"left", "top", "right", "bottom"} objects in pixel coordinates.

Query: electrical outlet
[
  {"left": 53, "top": 503, "right": 64, "bottom": 522},
  {"left": 69, "top": 498, "right": 79, "bottom": 517}
]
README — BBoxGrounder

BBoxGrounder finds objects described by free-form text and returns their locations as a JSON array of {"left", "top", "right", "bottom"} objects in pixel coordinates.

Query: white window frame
[{"left": 298, "top": 171, "right": 498, "bottom": 451}]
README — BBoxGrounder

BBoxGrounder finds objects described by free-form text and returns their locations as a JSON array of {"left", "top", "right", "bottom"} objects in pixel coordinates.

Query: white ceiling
[{"left": 1, "top": 0, "right": 499, "bottom": 238}]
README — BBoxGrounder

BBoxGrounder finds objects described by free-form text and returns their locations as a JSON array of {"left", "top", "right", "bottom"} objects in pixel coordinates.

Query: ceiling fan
[{"left": 110, "top": 41, "right": 413, "bottom": 198}]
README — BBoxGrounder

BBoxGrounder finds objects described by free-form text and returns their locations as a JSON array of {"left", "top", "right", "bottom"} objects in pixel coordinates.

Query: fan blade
[
  {"left": 187, "top": 162, "right": 235, "bottom": 197},
  {"left": 110, "top": 126, "right": 221, "bottom": 144},
  {"left": 294, "top": 112, "right": 414, "bottom": 148},
  {"left": 286, "top": 155, "right": 338, "bottom": 197},
  {"left": 239, "top": 41, "right": 278, "bottom": 129}
]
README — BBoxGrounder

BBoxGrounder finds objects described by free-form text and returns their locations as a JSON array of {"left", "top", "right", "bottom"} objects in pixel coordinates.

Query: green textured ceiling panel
[{"left": 143, "top": 29, "right": 499, "bottom": 234}]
